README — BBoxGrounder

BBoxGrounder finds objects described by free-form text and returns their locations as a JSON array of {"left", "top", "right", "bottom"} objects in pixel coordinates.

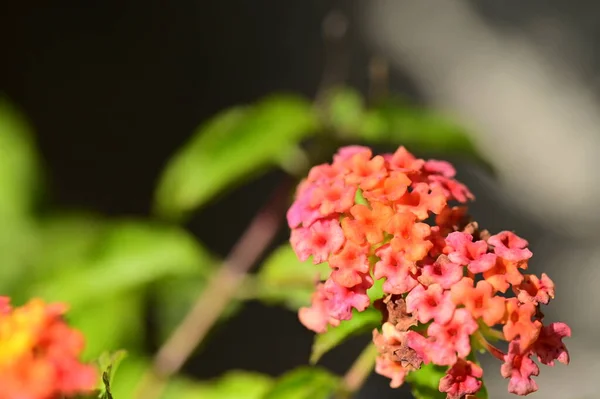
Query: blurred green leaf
[
  {"left": 324, "top": 87, "right": 365, "bottom": 135},
  {"left": 111, "top": 356, "right": 273, "bottom": 399},
  {"left": 254, "top": 244, "right": 330, "bottom": 311},
  {"left": 154, "top": 94, "right": 319, "bottom": 220},
  {"left": 310, "top": 308, "right": 381, "bottom": 364},
  {"left": 109, "top": 355, "right": 149, "bottom": 399},
  {"left": 31, "top": 220, "right": 216, "bottom": 307},
  {"left": 406, "top": 363, "right": 447, "bottom": 399},
  {"left": 165, "top": 371, "right": 274, "bottom": 399},
  {"left": 0, "top": 98, "right": 41, "bottom": 293},
  {"left": 28, "top": 212, "right": 107, "bottom": 280},
  {"left": 69, "top": 293, "right": 143, "bottom": 360},
  {"left": 262, "top": 367, "right": 339, "bottom": 399},
  {"left": 97, "top": 350, "right": 128, "bottom": 399},
  {"left": 356, "top": 99, "right": 492, "bottom": 171},
  {"left": 0, "top": 97, "right": 41, "bottom": 217}
]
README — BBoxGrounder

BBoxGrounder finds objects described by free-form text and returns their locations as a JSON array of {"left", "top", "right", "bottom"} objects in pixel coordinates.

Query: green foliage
[
  {"left": 154, "top": 94, "right": 319, "bottom": 220},
  {"left": 262, "top": 367, "right": 340, "bottom": 399},
  {"left": 366, "top": 275, "right": 384, "bottom": 302},
  {"left": 254, "top": 244, "right": 330, "bottom": 310},
  {"left": 0, "top": 98, "right": 40, "bottom": 293},
  {"left": 0, "top": 97, "right": 41, "bottom": 217},
  {"left": 0, "top": 88, "right": 497, "bottom": 399},
  {"left": 324, "top": 87, "right": 365, "bottom": 136},
  {"left": 310, "top": 308, "right": 381, "bottom": 364},
  {"left": 69, "top": 293, "right": 143, "bottom": 360},
  {"left": 356, "top": 99, "right": 491, "bottom": 170},
  {"left": 30, "top": 220, "right": 216, "bottom": 307},
  {"left": 165, "top": 371, "right": 274, "bottom": 399},
  {"left": 97, "top": 350, "right": 128, "bottom": 399},
  {"left": 405, "top": 363, "right": 447, "bottom": 399}
]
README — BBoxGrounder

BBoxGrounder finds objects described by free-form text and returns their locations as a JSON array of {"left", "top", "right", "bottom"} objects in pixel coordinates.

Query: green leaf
[
  {"left": 69, "top": 293, "right": 144, "bottom": 360},
  {"left": 356, "top": 99, "right": 493, "bottom": 171},
  {"left": 165, "top": 371, "right": 274, "bottom": 399},
  {"left": 324, "top": 87, "right": 365, "bottom": 135},
  {"left": 154, "top": 94, "right": 319, "bottom": 220},
  {"left": 310, "top": 308, "right": 381, "bottom": 364},
  {"left": 406, "top": 363, "right": 447, "bottom": 399},
  {"left": 30, "top": 220, "right": 216, "bottom": 307},
  {"left": 26, "top": 212, "right": 107, "bottom": 282},
  {"left": 0, "top": 97, "right": 41, "bottom": 217},
  {"left": 110, "top": 356, "right": 273, "bottom": 399},
  {"left": 0, "top": 98, "right": 41, "bottom": 293},
  {"left": 366, "top": 277, "right": 384, "bottom": 303},
  {"left": 254, "top": 244, "right": 330, "bottom": 311},
  {"left": 262, "top": 367, "right": 339, "bottom": 399},
  {"left": 354, "top": 188, "right": 369, "bottom": 207},
  {"left": 97, "top": 350, "right": 128, "bottom": 399}
]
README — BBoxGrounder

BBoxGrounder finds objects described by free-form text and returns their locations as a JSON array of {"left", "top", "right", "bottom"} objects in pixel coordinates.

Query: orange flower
[
  {"left": 450, "top": 277, "right": 505, "bottom": 326},
  {"left": 503, "top": 299, "right": 542, "bottom": 352},
  {"left": 0, "top": 297, "right": 97, "bottom": 399}
]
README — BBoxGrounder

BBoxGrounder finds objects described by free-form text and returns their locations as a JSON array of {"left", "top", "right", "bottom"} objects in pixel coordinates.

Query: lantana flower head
[
  {"left": 289, "top": 145, "right": 571, "bottom": 397},
  {"left": 0, "top": 297, "right": 97, "bottom": 399}
]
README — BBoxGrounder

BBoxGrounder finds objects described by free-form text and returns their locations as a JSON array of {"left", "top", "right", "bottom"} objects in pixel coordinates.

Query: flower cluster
[
  {"left": 0, "top": 297, "right": 97, "bottom": 399},
  {"left": 288, "top": 146, "right": 571, "bottom": 397}
]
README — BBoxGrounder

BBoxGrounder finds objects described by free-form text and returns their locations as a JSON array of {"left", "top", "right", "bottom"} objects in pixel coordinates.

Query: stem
[
  {"left": 336, "top": 343, "right": 378, "bottom": 399},
  {"left": 134, "top": 180, "right": 291, "bottom": 399}
]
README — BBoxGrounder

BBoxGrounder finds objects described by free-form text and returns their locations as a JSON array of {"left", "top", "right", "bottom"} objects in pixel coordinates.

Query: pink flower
[
  {"left": 488, "top": 231, "right": 532, "bottom": 262},
  {"left": 290, "top": 219, "right": 345, "bottom": 264},
  {"left": 395, "top": 183, "right": 447, "bottom": 220},
  {"left": 332, "top": 145, "right": 372, "bottom": 164},
  {"left": 418, "top": 255, "right": 464, "bottom": 289},
  {"left": 503, "top": 299, "right": 542, "bottom": 353},
  {"left": 439, "top": 359, "right": 483, "bottom": 399},
  {"left": 427, "top": 309, "right": 478, "bottom": 365},
  {"left": 298, "top": 276, "right": 372, "bottom": 333},
  {"left": 286, "top": 185, "right": 322, "bottom": 228},
  {"left": 513, "top": 273, "right": 555, "bottom": 305},
  {"left": 501, "top": 340, "right": 539, "bottom": 396},
  {"left": 298, "top": 283, "right": 340, "bottom": 333},
  {"left": 0, "top": 296, "right": 9, "bottom": 314},
  {"left": 374, "top": 245, "right": 419, "bottom": 295},
  {"left": 423, "top": 159, "right": 456, "bottom": 177},
  {"left": 329, "top": 241, "right": 370, "bottom": 288},
  {"left": 428, "top": 175, "right": 474, "bottom": 203},
  {"left": 445, "top": 231, "right": 496, "bottom": 273},
  {"left": 323, "top": 276, "right": 372, "bottom": 321},
  {"left": 406, "top": 284, "right": 456, "bottom": 325},
  {"left": 405, "top": 331, "right": 431, "bottom": 365},
  {"left": 533, "top": 322, "right": 571, "bottom": 366},
  {"left": 309, "top": 180, "right": 356, "bottom": 217},
  {"left": 387, "top": 146, "right": 425, "bottom": 173},
  {"left": 375, "top": 356, "right": 409, "bottom": 388}
]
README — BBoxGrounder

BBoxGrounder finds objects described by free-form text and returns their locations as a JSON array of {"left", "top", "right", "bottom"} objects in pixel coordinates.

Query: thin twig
[
  {"left": 336, "top": 342, "right": 378, "bottom": 399},
  {"left": 367, "top": 55, "right": 389, "bottom": 105},
  {"left": 314, "top": 8, "right": 350, "bottom": 108},
  {"left": 134, "top": 180, "right": 292, "bottom": 399}
]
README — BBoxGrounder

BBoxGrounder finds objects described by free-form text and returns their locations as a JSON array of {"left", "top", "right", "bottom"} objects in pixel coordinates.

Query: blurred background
[{"left": 1, "top": 1, "right": 597, "bottom": 398}]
